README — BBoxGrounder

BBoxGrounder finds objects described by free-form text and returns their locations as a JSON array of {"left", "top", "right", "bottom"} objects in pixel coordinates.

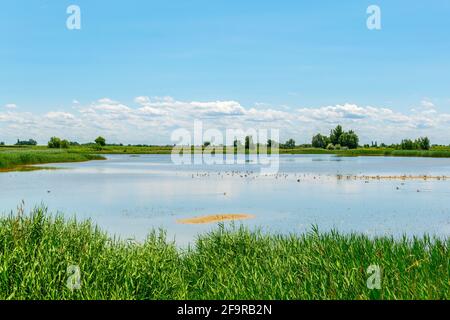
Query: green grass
[
  {"left": 0, "top": 149, "right": 105, "bottom": 170},
  {"left": 0, "top": 207, "right": 448, "bottom": 300},
  {"left": 6, "top": 144, "right": 450, "bottom": 157}
]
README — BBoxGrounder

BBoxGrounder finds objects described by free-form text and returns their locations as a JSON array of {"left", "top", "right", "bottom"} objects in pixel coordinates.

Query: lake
[{"left": 1, "top": 154, "right": 449, "bottom": 245}]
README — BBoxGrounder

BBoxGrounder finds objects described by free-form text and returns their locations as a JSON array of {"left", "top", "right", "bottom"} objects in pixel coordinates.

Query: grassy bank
[
  {"left": 0, "top": 149, "right": 105, "bottom": 171},
  {"left": 4, "top": 145, "right": 450, "bottom": 158},
  {"left": 0, "top": 207, "right": 448, "bottom": 300}
]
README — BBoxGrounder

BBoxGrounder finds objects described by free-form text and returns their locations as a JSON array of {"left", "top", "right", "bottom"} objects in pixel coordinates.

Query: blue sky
[{"left": 1, "top": 1, "right": 450, "bottom": 144}]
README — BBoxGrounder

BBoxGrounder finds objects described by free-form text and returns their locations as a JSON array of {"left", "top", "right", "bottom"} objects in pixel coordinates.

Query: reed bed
[
  {"left": 0, "top": 150, "right": 104, "bottom": 170},
  {"left": 0, "top": 207, "right": 448, "bottom": 300}
]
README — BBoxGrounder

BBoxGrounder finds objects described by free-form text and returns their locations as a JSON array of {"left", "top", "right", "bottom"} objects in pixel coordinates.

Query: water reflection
[{"left": 1, "top": 154, "right": 449, "bottom": 245}]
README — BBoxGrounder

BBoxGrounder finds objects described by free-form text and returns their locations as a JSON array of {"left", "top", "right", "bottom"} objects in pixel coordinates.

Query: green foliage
[
  {"left": 0, "top": 150, "right": 104, "bottom": 170},
  {"left": 60, "top": 140, "right": 70, "bottom": 149},
  {"left": 338, "top": 131, "right": 359, "bottom": 149},
  {"left": 311, "top": 134, "right": 329, "bottom": 148},
  {"left": 416, "top": 137, "right": 430, "bottom": 150},
  {"left": 400, "top": 139, "right": 415, "bottom": 150},
  {"left": 15, "top": 139, "right": 37, "bottom": 146},
  {"left": 400, "top": 137, "right": 431, "bottom": 151},
  {"left": 95, "top": 136, "right": 106, "bottom": 147},
  {"left": 330, "top": 125, "right": 344, "bottom": 145},
  {"left": 48, "top": 137, "right": 62, "bottom": 148},
  {"left": 0, "top": 208, "right": 448, "bottom": 300},
  {"left": 283, "top": 139, "right": 296, "bottom": 149},
  {"left": 313, "top": 126, "right": 359, "bottom": 149},
  {"left": 245, "top": 136, "right": 254, "bottom": 150}
]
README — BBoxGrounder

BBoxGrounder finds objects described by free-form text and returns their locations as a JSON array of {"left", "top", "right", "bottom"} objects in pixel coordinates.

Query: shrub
[
  {"left": 60, "top": 140, "right": 70, "bottom": 149},
  {"left": 312, "top": 134, "right": 328, "bottom": 148},
  {"left": 95, "top": 136, "right": 106, "bottom": 147},
  {"left": 48, "top": 137, "right": 61, "bottom": 148}
]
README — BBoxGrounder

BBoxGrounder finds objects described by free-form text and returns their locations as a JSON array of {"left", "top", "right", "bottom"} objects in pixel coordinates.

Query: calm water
[{"left": 1, "top": 154, "right": 449, "bottom": 245}]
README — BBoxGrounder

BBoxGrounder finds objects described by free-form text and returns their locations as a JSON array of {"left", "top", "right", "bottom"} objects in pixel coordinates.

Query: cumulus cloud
[
  {"left": 420, "top": 100, "right": 435, "bottom": 110},
  {"left": 4, "top": 103, "right": 17, "bottom": 109},
  {"left": 0, "top": 97, "right": 449, "bottom": 145}
]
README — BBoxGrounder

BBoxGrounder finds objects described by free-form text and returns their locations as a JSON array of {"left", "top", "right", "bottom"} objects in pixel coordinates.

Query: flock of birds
[{"left": 186, "top": 170, "right": 448, "bottom": 194}]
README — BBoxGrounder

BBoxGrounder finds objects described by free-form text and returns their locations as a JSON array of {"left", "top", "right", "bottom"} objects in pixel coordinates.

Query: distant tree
[
  {"left": 203, "top": 141, "right": 211, "bottom": 147},
  {"left": 95, "top": 136, "right": 106, "bottom": 146},
  {"left": 416, "top": 137, "right": 430, "bottom": 150},
  {"left": 60, "top": 139, "right": 70, "bottom": 149},
  {"left": 326, "top": 143, "right": 335, "bottom": 150},
  {"left": 245, "top": 136, "right": 255, "bottom": 150},
  {"left": 330, "top": 125, "right": 344, "bottom": 145},
  {"left": 69, "top": 141, "right": 80, "bottom": 146},
  {"left": 0, "top": 141, "right": 4, "bottom": 146},
  {"left": 15, "top": 139, "right": 37, "bottom": 146},
  {"left": 338, "top": 130, "right": 359, "bottom": 149},
  {"left": 400, "top": 139, "right": 415, "bottom": 150},
  {"left": 311, "top": 134, "right": 328, "bottom": 148},
  {"left": 48, "top": 137, "right": 61, "bottom": 148},
  {"left": 284, "top": 139, "right": 296, "bottom": 149}
]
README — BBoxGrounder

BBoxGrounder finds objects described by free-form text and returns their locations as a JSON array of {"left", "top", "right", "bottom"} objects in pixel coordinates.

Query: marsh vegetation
[{"left": 0, "top": 207, "right": 448, "bottom": 300}]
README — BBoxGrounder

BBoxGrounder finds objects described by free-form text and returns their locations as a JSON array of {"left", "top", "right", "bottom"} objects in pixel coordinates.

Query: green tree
[
  {"left": 48, "top": 137, "right": 61, "bottom": 148},
  {"left": 400, "top": 139, "right": 414, "bottom": 150},
  {"left": 416, "top": 137, "right": 430, "bottom": 150},
  {"left": 245, "top": 136, "right": 254, "bottom": 150},
  {"left": 284, "top": 139, "right": 296, "bottom": 149},
  {"left": 330, "top": 125, "right": 344, "bottom": 145},
  {"left": 60, "top": 139, "right": 70, "bottom": 149},
  {"left": 95, "top": 136, "right": 106, "bottom": 146},
  {"left": 15, "top": 139, "right": 37, "bottom": 146},
  {"left": 233, "top": 139, "right": 243, "bottom": 148},
  {"left": 311, "top": 134, "right": 328, "bottom": 148},
  {"left": 338, "top": 130, "right": 359, "bottom": 149}
]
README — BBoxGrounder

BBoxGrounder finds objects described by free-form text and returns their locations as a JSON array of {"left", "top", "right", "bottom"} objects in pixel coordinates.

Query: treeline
[
  {"left": 47, "top": 136, "right": 107, "bottom": 149},
  {"left": 312, "top": 125, "right": 359, "bottom": 150},
  {"left": 398, "top": 137, "right": 430, "bottom": 150},
  {"left": 15, "top": 139, "right": 37, "bottom": 146},
  {"left": 229, "top": 137, "right": 297, "bottom": 150},
  {"left": 0, "top": 129, "right": 439, "bottom": 151}
]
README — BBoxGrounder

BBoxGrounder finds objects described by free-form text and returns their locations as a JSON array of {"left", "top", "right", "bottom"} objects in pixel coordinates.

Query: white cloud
[
  {"left": 420, "top": 99, "right": 435, "bottom": 109},
  {"left": 1, "top": 97, "right": 449, "bottom": 145},
  {"left": 4, "top": 103, "right": 17, "bottom": 109}
]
